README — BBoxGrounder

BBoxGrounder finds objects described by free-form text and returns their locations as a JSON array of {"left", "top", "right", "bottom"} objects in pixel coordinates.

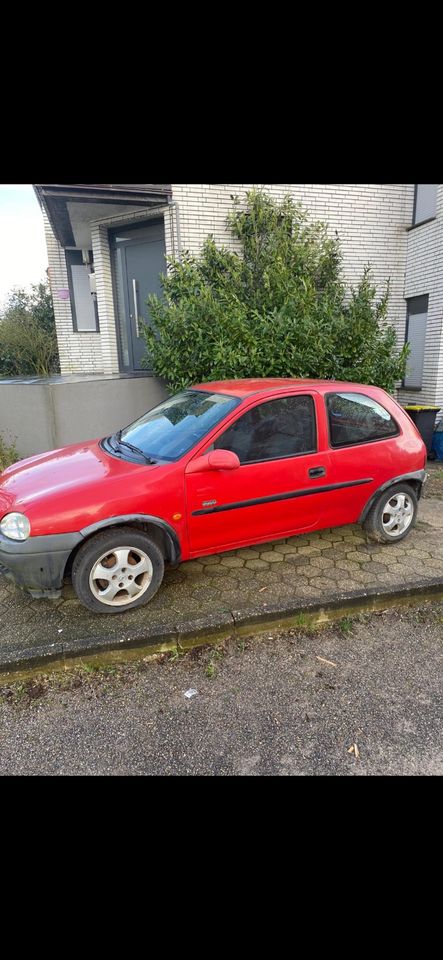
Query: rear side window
[
  {"left": 327, "top": 393, "right": 399, "bottom": 448},
  {"left": 214, "top": 395, "right": 316, "bottom": 464}
]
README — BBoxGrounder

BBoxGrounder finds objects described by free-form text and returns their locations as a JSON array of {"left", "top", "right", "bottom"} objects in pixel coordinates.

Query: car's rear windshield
[{"left": 118, "top": 390, "right": 240, "bottom": 462}]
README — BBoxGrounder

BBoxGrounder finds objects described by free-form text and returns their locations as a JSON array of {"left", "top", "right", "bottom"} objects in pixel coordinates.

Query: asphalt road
[{"left": 0, "top": 602, "right": 442, "bottom": 776}]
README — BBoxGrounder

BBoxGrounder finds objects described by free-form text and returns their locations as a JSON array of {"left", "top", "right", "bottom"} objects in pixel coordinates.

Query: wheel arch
[
  {"left": 64, "top": 514, "right": 181, "bottom": 577},
  {"left": 359, "top": 470, "right": 427, "bottom": 524}
]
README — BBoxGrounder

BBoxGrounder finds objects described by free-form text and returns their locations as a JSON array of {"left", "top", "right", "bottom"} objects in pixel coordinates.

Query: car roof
[{"left": 192, "top": 379, "right": 385, "bottom": 399}]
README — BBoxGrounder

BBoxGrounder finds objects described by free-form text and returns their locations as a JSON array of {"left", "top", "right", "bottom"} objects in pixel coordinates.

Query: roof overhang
[{"left": 34, "top": 184, "right": 172, "bottom": 247}]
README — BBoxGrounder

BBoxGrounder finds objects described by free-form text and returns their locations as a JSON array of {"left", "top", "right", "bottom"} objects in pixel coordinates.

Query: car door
[{"left": 185, "top": 392, "right": 330, "bottom": 556}]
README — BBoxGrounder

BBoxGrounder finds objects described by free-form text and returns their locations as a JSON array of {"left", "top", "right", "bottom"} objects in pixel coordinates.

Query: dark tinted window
[
  {"left": 404, "top": 295, "right": 428, "bottom": 389},
  {"left": 119, "top": 390, "right": 239, "bottom": 461},
  {"left": 214, "top": 396, "right": 316, "bottom": 464},
  {"left": 327, "top": 393, "right": 398, "bottom": 447}
]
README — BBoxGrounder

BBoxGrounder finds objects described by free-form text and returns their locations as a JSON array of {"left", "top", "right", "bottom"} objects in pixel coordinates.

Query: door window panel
[
  {"left": 214, "top": 396, "right": 316, "bottom": 464},
  {"left": 327, "top": 393, "right": 398, "bottom": 447}
]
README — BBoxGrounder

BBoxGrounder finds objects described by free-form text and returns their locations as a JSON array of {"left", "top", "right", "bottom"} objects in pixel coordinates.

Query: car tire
[
  {"left": 363, "top": 483, "right": 418, "bottom": 544},
  {"left": 72, "top": 527, "right": 165, "bottom": 614}
]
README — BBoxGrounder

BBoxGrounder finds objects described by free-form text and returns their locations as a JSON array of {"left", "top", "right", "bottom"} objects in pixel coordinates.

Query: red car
[{"left": 0, "top": 379, "right": 427, "bottom": 614}]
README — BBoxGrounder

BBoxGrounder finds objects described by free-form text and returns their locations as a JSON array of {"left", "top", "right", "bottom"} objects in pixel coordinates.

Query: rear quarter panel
[{"left": 322, "top": 388, "right": 426, "bottom": 528}]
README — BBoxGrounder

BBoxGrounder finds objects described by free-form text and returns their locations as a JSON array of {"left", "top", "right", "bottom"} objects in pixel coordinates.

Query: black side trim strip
[{"left": 192, "top": 479, "right": 373, "bottom": 517}]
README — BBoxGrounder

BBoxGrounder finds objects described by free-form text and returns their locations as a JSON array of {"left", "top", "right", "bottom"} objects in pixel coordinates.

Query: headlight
[{"left": 0, "top": 513, "right": 31, "bottom": 541}]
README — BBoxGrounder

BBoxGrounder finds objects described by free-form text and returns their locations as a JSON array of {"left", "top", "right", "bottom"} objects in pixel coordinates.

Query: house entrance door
[{"left": 111, "top": 222, "right": 166, "bottom": 372}]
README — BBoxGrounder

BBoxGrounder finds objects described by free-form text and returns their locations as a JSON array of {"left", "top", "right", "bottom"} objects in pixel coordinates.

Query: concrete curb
[{"left": 1, "top": 576, "right": 443, "bottom": 674}]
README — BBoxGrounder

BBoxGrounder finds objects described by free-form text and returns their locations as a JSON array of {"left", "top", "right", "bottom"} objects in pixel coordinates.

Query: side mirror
[{"left": 187, "top": 449, "right": 240, "bottom": 475}]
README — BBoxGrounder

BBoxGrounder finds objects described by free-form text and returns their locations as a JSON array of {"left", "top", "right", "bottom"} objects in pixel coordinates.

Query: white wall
[{"left": 401, "top": 184, "right": 443, "bottom": 410}]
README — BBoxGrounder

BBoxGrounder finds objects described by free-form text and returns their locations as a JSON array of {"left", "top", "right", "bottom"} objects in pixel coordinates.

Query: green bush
[
  {"left": 142, "top": 190, "right": 409, "bottom": 394},
  {"left": 0, "top": 281, "right": 60, "bottom": 379},
  {"left": 0, "top": 435, "right": 18, "bottom": 472}
]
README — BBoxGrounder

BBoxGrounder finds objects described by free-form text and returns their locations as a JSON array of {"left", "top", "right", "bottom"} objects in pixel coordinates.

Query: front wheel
[
  {"left": 72, "top": 527, "right": 165, "bottom": 613},
  {"left": 363, "top": 483, "right": 418, "bottom": 543}
]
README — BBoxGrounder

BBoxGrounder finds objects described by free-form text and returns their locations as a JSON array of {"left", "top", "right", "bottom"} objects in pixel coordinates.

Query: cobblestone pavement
[{"left": 1, "top": 486, "right": 442, "bottom": 661}]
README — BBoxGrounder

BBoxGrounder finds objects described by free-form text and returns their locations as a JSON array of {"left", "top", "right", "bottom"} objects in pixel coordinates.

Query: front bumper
[{"left": 0, "top": 532, "right": 82, "bottom": 598}]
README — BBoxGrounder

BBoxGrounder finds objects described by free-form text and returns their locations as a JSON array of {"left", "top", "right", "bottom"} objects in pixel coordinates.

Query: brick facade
[{"left": 43, "top": 184, "right": 442, "bottom": 409}]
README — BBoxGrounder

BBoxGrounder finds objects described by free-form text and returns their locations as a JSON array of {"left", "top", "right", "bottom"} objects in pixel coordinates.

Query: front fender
[{"left": 79, "top": 514, "right": 182, "bottom": 565}]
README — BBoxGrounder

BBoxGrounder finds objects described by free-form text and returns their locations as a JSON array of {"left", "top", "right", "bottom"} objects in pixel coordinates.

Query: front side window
[
  {"left": 214, "top": 395, "right": 317, "bottom": 464},
  {"left": 327, "top": 393, "right": 398, "bottom": 448},
  {"left": 413, "top": 184, "right": 438, "bottom": 225},
  {"left": 118, "top": 390, "right": 239, "bottom": 462}
]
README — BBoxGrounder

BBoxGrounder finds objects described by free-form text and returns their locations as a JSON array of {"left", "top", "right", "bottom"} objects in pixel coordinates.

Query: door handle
[
  {"left": 132, "top": 279, "right": 140, "bottom": 338},
  {"left": 309, "top": 467, "right": 326, "bottom": 479}
]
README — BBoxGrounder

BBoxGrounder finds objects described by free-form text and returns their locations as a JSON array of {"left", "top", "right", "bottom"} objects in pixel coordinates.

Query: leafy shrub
[
  {"left": 142, "top": 190, "right": 408, "bottom": 394},
  {"left": 0, "top": 281, "right": 60, "bottom": 379},
  {"left": 0, "top": 435, "right": 18, "bottom": 472}
]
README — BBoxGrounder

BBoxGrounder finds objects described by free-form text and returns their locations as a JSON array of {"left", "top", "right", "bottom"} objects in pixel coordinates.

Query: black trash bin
[{"left": 404, "top": 406, "right": 441, "bottom": 455}]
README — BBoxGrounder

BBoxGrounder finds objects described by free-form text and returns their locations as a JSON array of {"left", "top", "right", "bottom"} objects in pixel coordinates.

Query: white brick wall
[
  {"left": 400, "top": 184, "right": 443, "bottom": 410},
  {"left": 44, "top": 209, "right": 103, "bottom": 375},
  {"left": 170, "top": 183, "right": 414, "bottom": 357},
  {"left": 91, "top": 224, "right": 120, "bottom": 375}
]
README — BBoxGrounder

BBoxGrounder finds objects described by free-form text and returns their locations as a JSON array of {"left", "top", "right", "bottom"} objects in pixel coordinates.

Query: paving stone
[
  {"left": 309, "top": 577, "right": 338, "bottom": 591},
  {"left": 204, "top": 566, "right": 229, "bottom": 578},
  {"left": 220, "top": 557, "right": 245, "bottom": 569},
  {"left": 278, "top": 557, "right": 304, "bottom": 581},
  {"left": 346, "top": 551, "right": 373, "bottom": 564},
  {"left": 236, "top": 549, "right": 260, "bottom": 560},
  {"left": 294, "top": 584, "right": 322, "bottom": 599},
  {"left": 336, "top": 560, "right": 361, "bottom": 574},
  {"left": 286, "top": 536, "right": 312, "bottom": 546},
  {"left": 320, "top": 567, "right": 350, "bottom": 582},
  {"left": 321, "top": 543, "right": 351, "bottom": 557},
  {"left": 341, "top": 580, "right": 364, "bottom": 592},
  {"left": 360, "top": 562, "right": 389, "bottom": 575},
  {"left": 282, "top": 556, "right": 310, "bottom": 569},
  {"left": 297, "top": 546, "right": 323, "bottom": 556},
  {"left": 288, "top": 564, "right": 314, "bottom": 579},
  {"left": 181, "top": 561, "right": 204, "bottom": 576},
  {"left": 202, "top": 555, "right": 221, "bottom": 565},
  {"left": 260, "top": 552, "right": 284, "bottom": 563},
  {"left": 236, "top": 567, "right": 258, "bottom": 581},
  {"left": 245, "top": 559, "right": 270, "bottom": 571},
  {"left": 310, "top": 556, "right": 335, "bottom": 570},
  {"left": 274, "top": 544, "right": 301, "bottom": 555}
]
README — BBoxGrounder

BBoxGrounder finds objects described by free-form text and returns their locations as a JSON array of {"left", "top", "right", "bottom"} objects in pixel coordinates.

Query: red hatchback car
[{"left": 0, "top": 379, "right": 427, "bottom": 614}]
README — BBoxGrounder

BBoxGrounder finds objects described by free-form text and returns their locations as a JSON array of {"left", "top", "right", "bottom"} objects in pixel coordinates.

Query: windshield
[{"left": 117, "top": 390, "right": 240, "bottom": 462}]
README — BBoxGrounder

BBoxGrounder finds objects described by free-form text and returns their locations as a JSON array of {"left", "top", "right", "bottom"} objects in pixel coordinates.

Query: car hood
[{"left": 0, "top": 440, "right": 172, "bottom": 536}]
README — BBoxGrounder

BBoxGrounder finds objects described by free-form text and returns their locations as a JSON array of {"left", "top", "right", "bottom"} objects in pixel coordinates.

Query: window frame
[
  {"left": 326, "top": 392, "right": 400, "bottom": 450},
  {"left": 410, "top": 184, "right": 438, "bottom": 229},
  {"left": 209, "top": 393, "right": 318, "bottom": 466},
  {"left": 65, "top": 249, "right": 100, "bottom": 333},
  {"left": 403, "top": 294, "right": 429, "bottom": 391}
]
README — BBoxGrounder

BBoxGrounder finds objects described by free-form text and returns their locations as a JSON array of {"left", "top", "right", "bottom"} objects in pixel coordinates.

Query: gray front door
[{"left": 112, "top": 222, "right": 166, "bottom": 372}]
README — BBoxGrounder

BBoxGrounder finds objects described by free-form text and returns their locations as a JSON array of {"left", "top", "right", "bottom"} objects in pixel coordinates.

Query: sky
[{"left": 0, "top": 184, "right": 48, "bottom": 309}]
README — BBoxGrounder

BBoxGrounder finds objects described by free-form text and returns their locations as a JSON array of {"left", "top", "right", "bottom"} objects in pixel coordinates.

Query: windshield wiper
[{"left": 115, "top": 431, "right": 156, "bottom": 464}]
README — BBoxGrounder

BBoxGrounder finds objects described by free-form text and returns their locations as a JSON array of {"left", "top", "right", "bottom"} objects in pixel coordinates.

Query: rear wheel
[
  {"left": 363, "top": 483, "right": 418, "bottom": 543},
  {"left": 72, "top": 527, "right": 165, "bottom": 613}
]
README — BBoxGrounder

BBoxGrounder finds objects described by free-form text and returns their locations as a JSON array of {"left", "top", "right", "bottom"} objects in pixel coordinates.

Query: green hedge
[{"left": 142, "top": 190, "right": 409, "bottom": 394}]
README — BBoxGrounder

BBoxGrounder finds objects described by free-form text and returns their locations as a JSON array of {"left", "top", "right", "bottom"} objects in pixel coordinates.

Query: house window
[
  {"left": 413, "top": 185, "right": 438, "bottom": 226},
  {"left": 404, "top": 295, "right": 429, "bottom": 390},
  {"left": 65, "top": 250, "right": 99, "bottom": 332}
]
